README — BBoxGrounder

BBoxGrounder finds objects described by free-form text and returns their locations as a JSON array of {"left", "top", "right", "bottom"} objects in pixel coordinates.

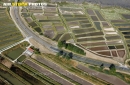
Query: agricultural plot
[
  {"left": 122, "top": 14, "right": 130, "bottom": 20},
  {"left": 34, "top": 27, "right": 42, "bottom": 33},
  {"left": 87, "top": 9, "right": 95, "bottom": 15},
  {"left": 17, "top": 55, "right": 26, "bottom": 62},
  {"left": 0, "top": 8, "right": 23, "bottom": 50},
  {"left": 21, "top": 3, "right": 130, "bottom": 59},
  {"left": 32, "top": 56, "right": 92, "bottom": 85},
  {"left": 24, "top": 59, "right": 73, "bottom": 85},
  {"left": 29, "top": 22, "right": 37, "bottom": 28},
  {"left": 2, "top": 41, "right": 29, "bottom": 61},
  {"left": 29, "top": 9, "right": 43, "bottom": 13},
  {"left": 28, "top": 6, "right": 65, "bottom": 40},
  {"left": 0, "top": 69, "right": 24, "bottom": 85},
  {"left": 5, "top": 47, "right": 24, "bottom": 60},
  {"left": 59, "top": 33, "right": 71, "bottom": 41},
  {"left": 21, "top": 13, "right": 30, "bottom": 17},
  {"left": 25, "top": 17, "right": 33, "bottom": 23}
]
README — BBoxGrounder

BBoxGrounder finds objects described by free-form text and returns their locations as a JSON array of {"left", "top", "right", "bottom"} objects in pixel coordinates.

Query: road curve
[{"left": 10, "top": 7, "right": 52, "bottom": 50}]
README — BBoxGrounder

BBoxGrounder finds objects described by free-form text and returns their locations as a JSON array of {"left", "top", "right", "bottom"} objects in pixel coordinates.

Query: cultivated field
[
  {"left": 21, "top": 2, "right": 130, "bottom": 60},
  {"left": 2, "top": 41, "right": 29, "bottom": 61},
  {"left": 24, "top": 59, "right": 73, "bottom": 85},
  {"left": 0, "top": 8, "right": 23, "bottom": 50}
]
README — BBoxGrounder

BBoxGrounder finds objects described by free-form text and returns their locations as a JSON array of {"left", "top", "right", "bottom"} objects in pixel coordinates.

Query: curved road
[{"left": 10, "top": 7, "right": 52, "bottom": 50}]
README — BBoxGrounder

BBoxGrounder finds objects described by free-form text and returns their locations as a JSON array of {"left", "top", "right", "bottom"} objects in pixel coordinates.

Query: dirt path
[{"left": 29, "top": 38, "right": 55, "bottom": 54}]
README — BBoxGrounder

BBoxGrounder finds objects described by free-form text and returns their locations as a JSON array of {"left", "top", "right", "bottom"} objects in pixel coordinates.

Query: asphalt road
[{"left": 51, "top": 47, "right": 130, "bottom": 73}]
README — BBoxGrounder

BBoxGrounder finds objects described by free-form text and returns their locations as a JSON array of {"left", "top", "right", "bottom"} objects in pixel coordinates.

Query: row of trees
[
  {"left": 100, "top": 63, "right": 116, "bottom": 72},
  {"left": 30, "top": 46, "right": 41, "bottom": 54},
  {"left": 58, "top": 41, "right": 86, "bottom": 55}
]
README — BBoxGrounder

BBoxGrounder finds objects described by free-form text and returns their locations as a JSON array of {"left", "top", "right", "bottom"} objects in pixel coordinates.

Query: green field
[
  {"left": 0, "top": 8, "right": 23, "bottom": 50},
  {"left": 2, "top": 41, "right": 29, "bottom": 60},
  {"left": 6, "top": 47, "right": 24, "bottom": 60},
  {"left": 17, "top": 55, "right": 26, "bottom": 62}
]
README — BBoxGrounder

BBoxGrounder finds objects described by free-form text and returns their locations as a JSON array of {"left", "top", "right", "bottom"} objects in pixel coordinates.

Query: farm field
[
  {"left": 41, "top": 54, "right": 111, "bottom": 85},
  {"left": 32, "top": 55, "right": 89, "bottom": 85},
  {"left": 17, "top": 55, "right": 26, "bottom": 62},
  {"left": 5, "top": 47, "right": 24, "bottom": 60},
  {"left": 0, "top": 69, "right": 24, "bottom": 85},
  {"left": 22, "top": 4, "right": 66, "bottom": 40},
  {"left": 2, "top": 41, "right": 29, "bottom": 61},
  {"left": 0, "top": 8, "right": 23, "bottom": 50},
  {"left": 21, "top": 2, "right": 130, "bottom": 61},
  {"left": 24, "top": 59, "right": 73, "bottom": 85},
  {"left": 11, "top": 65, "right": 47, "bottom": 85}
]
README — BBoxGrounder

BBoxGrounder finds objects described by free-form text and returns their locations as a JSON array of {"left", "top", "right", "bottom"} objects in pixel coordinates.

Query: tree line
[{"left": 58, "top": 40, "right": 86, "bottom": 55}]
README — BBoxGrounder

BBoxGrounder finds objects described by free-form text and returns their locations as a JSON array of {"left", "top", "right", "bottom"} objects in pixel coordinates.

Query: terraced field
[
  {"left": 22, "top": 5, "right": 66, "bottom": 40},
  {"left": 0, "top": 8, "right": 23, "bottom": 50},
  {"left": 21, "top": 3, "right": 130, "bottom": 61}
]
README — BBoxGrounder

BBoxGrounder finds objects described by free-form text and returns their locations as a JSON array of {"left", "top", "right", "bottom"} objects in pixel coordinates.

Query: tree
[
  {"left": 56, "top": 50, "right": 63, "bottom": 57},
  {"left": 100, "top": 63, "right": 104, "bottom": 70},
  {"left": 109, "top": 64, "right": 116, "bottom": 72}
]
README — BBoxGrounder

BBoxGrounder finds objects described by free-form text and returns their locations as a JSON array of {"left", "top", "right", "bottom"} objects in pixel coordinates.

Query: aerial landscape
[{"left": 0, "top": 0, "right": 130, "bottom": 85}]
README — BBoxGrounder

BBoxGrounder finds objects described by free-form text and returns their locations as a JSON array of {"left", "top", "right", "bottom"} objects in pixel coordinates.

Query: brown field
[
  {"left": 95, "top": 10, "right": 105, "bottom": 21},
  {"left": 77, "top": 37, "right": 104, "bottom": 42},
  {"left": 55, "top": 26, "right": 65, "bottom": 32},
  {"left": 54, "top": 34, "right": 62, "bottom": 41},
  {"left": 34, "top": 15, "right": 47, "bottom": 20},
  {"left": 111, "top": 20, "right": 126, "bottom": 23},
  {"left": 47, "top": 16, "right": 59, "bottom": 20},
  {"left": 106, "top": 36, "right": 121, "bottom": 40},
  {"left": 80, "top": 24, "right": 92, "bottom": 28},
  {"left": 79, "top": 20, "right": 90, "bottom": 24},
  {"left": 67, "top": 21, "right": 79, "bottom": 26},
  {"left": 24, "top": 60, "right": 73, "bottom": 85},
  {"left": 44, "top": 13, "right": 57, "bottom": 16},
  {"left": 75, "top": 32, "right": 104, "bottom": 38},
  {"left": 53, "top": 22, "right": 63, "bottom": 26},
  {"left": 32, "top": 56, "right": 92, "bottom": 85},
  {"left": 44, "top": 7, "right": 57, "bottom": 13},
  {"left": 44, "top": 30, "right": 55, "bottom": 39},
  {"left": 97, "top": 51, "right": 111, "bottom": 56},
  {"left": 111, "top": 51, "right": 118, "bottom": 57},
  {"left": 106, "top": 41, "right": 122, "bottom": 45},
  {"left": 42, "top": 25, "right": 52, "bottom": 29},
  {"left": 102, "top": 22, "right": 110, "bottom": 27},
  {"left": 117, "top": 50, "right": 125, "bottom": 58},
  {"left": 29, "top": 9, "right": 43, "bottom": 13},
  {"left": 25, "top": 17, "right": 33, "bottom": 23},
  {"left": 91, "top": 16, "right": 99, "bottom": 21},
  {"left": 81, "top": 42, "right": 106, "bottom": 47},
  {"left": 73, "top": 28, "right": 96, "bottom": 34},
  {"left": 77, "top": 64, "right": 128, "bottom": 85},
  {"left": 87, "top": 9, "right": 95, "bottom": 15},
  {"left": 60, "top": 33, "right": 71, "bottom": 41},
  {"left": 88, "top": 46, "right": 109, "bottom": 51}
]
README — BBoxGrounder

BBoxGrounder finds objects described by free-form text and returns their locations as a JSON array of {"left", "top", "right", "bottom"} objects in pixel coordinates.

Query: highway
[{"left": 10, "top": 4, "right": 130, "bottom": 74}]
